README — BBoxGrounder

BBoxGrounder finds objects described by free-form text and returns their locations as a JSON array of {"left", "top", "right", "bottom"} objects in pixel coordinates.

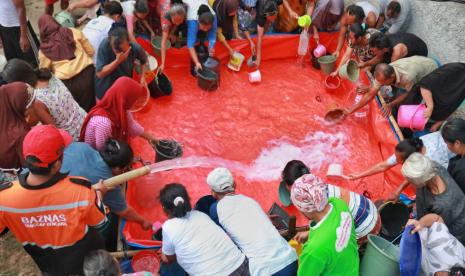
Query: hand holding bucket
[{"left": 249, "top": 70, "right": 261, "bottom": 83}]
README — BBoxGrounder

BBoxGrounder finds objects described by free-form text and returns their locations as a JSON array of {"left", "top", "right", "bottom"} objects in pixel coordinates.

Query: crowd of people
[{"left": 0, "top": 0, "right": 465, "bottom": 275}]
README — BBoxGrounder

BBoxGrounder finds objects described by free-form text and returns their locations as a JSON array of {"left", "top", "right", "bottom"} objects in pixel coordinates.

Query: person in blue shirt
[
  {"left": 61, "top": 139, "right": 151, "bottom": 231},
  {"left": 183, "top": 0, "right": 218, "bottom": 71},
  {"left": 95, "top": 27, "right": 148, "bottom": 99}
]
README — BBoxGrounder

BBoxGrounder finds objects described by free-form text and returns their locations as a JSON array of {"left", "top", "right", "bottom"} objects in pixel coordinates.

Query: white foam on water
[{"left": 244, "top": 131, "right": 349, "bottom": 181}]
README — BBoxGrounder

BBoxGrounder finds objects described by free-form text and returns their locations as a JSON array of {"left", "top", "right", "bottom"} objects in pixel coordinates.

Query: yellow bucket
[{"left": 288, "top": 240, "right": 302, "bottom": 257}]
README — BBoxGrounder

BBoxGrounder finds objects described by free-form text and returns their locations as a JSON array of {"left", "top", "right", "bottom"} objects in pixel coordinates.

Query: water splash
[{"left": 146, "top": 130, "right": 349, "bottom": 183}]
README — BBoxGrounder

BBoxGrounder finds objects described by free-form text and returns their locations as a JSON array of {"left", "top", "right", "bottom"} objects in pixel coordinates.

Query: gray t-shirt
[{"left": 416, "top": 162, "right": 465, "bottom": 244}]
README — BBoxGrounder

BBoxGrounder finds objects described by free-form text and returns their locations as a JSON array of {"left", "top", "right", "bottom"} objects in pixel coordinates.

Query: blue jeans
[{"left": 271, "top": 260, "right": 298, "bottom": 276}]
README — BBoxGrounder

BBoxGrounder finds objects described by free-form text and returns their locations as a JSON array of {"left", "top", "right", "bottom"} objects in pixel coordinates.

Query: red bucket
[
  {"left": 131, "top": 251, "right": 160, "bottom": 274},
  {"left": 324, "top": 75, "right": 341, "bottom": 92}
]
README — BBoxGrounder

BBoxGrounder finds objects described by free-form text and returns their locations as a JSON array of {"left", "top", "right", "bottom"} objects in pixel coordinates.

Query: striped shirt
[
  {"left": 327, "top": 184, "right": 378, "bottom": 239},
  {"left": 83, "top": 112, "right": 144, "bottom": 151}
]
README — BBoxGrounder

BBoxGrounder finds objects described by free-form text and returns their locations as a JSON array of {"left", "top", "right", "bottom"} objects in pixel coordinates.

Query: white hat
[
  {"left": 401, "top": 153, "right": 436, "bottom": 185},
  {"left": 207, "top": 167, "right": 235, "bottom": 193}
]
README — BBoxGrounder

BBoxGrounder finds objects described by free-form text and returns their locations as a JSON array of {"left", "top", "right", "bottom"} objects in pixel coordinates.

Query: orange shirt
[{"left": 0, "top": 173, "right": 106, "bottom": 249}]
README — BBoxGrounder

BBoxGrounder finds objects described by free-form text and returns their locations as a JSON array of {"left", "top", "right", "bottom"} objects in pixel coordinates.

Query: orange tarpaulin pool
[{"left": 123, "top": 32, "right": 409, "bottom": 248}]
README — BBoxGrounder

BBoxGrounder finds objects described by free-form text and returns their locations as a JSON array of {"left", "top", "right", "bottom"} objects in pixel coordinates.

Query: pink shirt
[{"left": 84, "top": 112, "right": 144, "bottom": 151}]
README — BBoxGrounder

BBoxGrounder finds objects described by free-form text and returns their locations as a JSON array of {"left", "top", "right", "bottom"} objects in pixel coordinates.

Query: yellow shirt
[{"left": 39, "top": 28, "right": 94, "bottom": 80}]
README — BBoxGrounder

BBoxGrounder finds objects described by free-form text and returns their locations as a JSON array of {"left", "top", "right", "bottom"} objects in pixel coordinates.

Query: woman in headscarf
[
  {"left": 38, "top": 14, "right": 96, "bottom": 112},
  {"left": 402, "top": 63, "right": 465, "bottom": 132},
  {"left": 402, "top": 153, "right": 465, "bottom": 244},
  {"left": 0, "top": 82, "right": 34, "bottom": 169},
  {"left": 1, "top": 59, "right": 86, "bottom": 141},
  {"left": 79, "top": 77, "right": 158, "bottom": 151},
  {"left": 209, "top": 0, "right": 240, "bottom": 56}
]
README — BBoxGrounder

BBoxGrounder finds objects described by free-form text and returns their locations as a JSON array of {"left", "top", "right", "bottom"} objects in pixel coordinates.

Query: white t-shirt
[
  {"left": 121, "top": 0, "right": 136, "bottom": 16},
  {"left": 327, "top": 184, "right": 378, "bottom": 239},
  {"left": 182, "top": 0, "right": 215, "bottom": 21},
  {"left": 356, "top": 1, "right": 380, "bottom": 22},
  {"left": 385, "top": 132, "right": 455, "bottom": 168},
  {"left": 82, "top": 16, "right": 115, "bottom": 62},
  {"left": 162, "top": 210, "right": 245, "bottom": 276},
  {"left": 0, "top": 0, "right": 20, "bottom": 27},
  {"left": 216, "top": 194, "right": 297, "bottom": 276}
]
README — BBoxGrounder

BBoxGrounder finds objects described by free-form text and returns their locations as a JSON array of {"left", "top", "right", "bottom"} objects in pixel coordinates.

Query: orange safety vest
[{"left": 0, "top": 173, "right": 106, "bottom": 249}]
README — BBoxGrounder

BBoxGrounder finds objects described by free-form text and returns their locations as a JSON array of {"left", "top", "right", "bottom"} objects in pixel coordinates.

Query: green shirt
[{"left": 298, "top": 198, "right": 359, "bottom": 276}]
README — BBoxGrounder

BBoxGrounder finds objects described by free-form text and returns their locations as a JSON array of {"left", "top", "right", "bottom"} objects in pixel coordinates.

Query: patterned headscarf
[{"left": 290, "top": 173, "right": 328, "bottom": 213}]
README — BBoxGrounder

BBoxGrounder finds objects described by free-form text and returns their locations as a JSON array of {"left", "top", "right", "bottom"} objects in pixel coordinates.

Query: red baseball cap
[{"left": 23, "top": 125, "right": 72, "bottom": 168}]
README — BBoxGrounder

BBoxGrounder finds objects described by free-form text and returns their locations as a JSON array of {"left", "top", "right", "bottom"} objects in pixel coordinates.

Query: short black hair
[
  {"left": 395, "top": 138, "right": 424, "bottom": 162},
  {"left": 387, "top": 1, "right": 401, "bottom": 16},
  {"left": 349, "top": 23, "right": 367, "bottom": 39},
  {"left": 369, "top": 32, "right": 391, "bottom": 49},
  {"left": 24, "top": 156, "right": 62, "bottom": 176},
  {"left": 263, "top": 0, "right": 278, "bottom": 14},
  {"left": 103, "top": 1, "right": 123, "bottom": 16},
  {"left": 346, "top": 5, "right": 365, "bottom": 21},
  {"left": 375, "top": 63, "right": 395, "bottom": 79},
  {"left": 198, "top": 4, "right": 214, "bottom": 25},
  {"left": 159, "top": 183, "right": 192, "bottom": 218},
  {"left": 99, "top": 139, "right": 133, "bottom": 169},
  {"left": 108, "top": 27, "right": 129, "bottom": 51},
  {"left": 281, "top": 160, "right": 310, "bottom": 186},
  {"left": 134, "top": 0, "right": 149, "bottom": 13},
  {"left": 441, "top": 118, "right": 465, "bottom": 144}
]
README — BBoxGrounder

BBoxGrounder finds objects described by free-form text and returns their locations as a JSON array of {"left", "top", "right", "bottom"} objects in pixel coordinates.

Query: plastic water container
[
  {"left": 354, "top": 94, "right": 368, "bottom": 118},
  {"left": 297, "top": 30, "right": 309, "bottom": 56}
]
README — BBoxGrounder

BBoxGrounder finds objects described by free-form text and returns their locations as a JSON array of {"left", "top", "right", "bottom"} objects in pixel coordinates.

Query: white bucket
[
  {"left": 327, "top": 164, "right": 348, "bottom": 179},
  {"left": 249, "top": 70, "right": 261, "bottom": 83}
]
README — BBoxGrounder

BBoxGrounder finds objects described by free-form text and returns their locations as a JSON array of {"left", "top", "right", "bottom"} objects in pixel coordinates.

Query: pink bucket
[
  {"left": 397, "top": 104, "right": 427, "bottom": 131},
  {"left": 313, "top": 44, "right": 327, "bottom": 58}
]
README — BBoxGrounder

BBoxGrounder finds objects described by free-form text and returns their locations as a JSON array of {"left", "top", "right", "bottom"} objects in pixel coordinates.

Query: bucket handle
[{"left": 409, "top": 104, "right": 426, "bottom": 130}]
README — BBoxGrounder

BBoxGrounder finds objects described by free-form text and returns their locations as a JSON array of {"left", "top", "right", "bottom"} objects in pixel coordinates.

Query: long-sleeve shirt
[
  {"left": 39, "top": 28, "right": 94, "bottom": 80},
  {"left": 83, "top": 112, "right": 144, "bottom": 151}
]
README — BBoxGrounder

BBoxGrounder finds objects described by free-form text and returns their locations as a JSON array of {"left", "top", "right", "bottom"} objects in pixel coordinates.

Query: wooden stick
[
  {"left": 110, "top": 249, "right": 159, "bottom": 259},
  {"left": 376, "top": 91, "right": 405, "bottom": 141},
  {"left": 102, "top": 165, "right": 151, "bottom": 188}
]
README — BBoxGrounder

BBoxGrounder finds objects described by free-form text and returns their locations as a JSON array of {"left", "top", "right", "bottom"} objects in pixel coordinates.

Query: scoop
[{"left": 324, "top": 108, "right": 345, "bottom": 122}]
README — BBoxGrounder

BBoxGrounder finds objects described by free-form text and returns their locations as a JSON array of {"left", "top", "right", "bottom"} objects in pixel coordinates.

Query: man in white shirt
[
  {"left": 0, "top": 0, "right": 39, "bottom": 67},
  {"left": 207, "top": 167, "right": 298, "bottom": 276},
  {"left": 377, "top": 0, "right": 411, "bottom": 34},
  {"left": 83, "top": 1, "right": 123, "bottom": 62}
]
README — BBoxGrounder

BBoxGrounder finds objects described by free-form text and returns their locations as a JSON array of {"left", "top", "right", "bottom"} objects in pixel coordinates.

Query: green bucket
[
  {"left": 151, "top": 36, "right": 171, "bottom": 57},
  {"left": 318, "top": 55, "right": 337, "bottom": 75},
  {"left": 360, "top": 235, "right": 400, "bottom": 276},
  {"left": 339, "top": 59, "right": 360, "bottom": 82}
]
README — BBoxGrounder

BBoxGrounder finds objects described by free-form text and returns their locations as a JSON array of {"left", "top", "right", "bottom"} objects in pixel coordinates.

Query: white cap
[{"left": 207, "top": 167, "right": 235, "bottom": 193}]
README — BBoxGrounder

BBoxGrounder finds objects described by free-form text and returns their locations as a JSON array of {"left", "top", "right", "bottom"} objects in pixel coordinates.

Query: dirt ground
[{"left": 0, "top": 2, "right": 85, "bottom": 275}]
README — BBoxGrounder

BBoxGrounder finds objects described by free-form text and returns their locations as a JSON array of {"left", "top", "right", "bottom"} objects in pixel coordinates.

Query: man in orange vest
[{"left": 0, "top": 125, "right": 108, "bottom": 275}]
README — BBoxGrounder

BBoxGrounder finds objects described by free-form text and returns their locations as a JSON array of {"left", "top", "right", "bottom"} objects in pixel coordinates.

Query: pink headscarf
[{"left": 290, "top": 174, "right": 328, "bottom": 213}]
